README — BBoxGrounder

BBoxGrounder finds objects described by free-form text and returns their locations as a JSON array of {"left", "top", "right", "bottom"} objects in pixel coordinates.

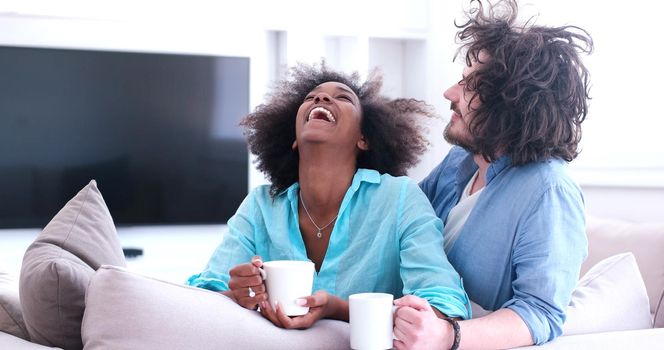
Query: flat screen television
[{"left": 0, "top": 45, "right": 250, "bottom": 229}]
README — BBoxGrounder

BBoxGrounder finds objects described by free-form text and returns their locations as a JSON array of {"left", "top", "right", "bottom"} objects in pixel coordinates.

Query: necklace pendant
[{"left": 316, "top": 230, "right": 322, "bottom": 238}]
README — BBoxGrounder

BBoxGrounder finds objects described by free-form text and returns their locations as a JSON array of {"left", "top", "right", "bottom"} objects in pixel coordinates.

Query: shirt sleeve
[
  {"left": 398, "top": 179, "right": 471, "bottom": 319},
  {"left": 503, "top": 185, "right": 587, "bottom": 344},
  {"left": 186, "top": 190, "right": 259, "bottom": 291}
]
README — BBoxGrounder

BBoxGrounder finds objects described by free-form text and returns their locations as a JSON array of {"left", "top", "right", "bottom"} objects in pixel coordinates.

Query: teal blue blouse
[{"left": 187, "top": 169, "right": 470, "bottom": 319}]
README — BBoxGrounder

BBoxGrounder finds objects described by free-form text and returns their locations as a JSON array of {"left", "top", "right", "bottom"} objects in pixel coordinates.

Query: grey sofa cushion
[
  {"left": 82, "top": 265, "right": 350, "bottom": 350},
  {"left": 19, "top": 180, "right": 126, "bottom": 349},
  {"left": 0, "top": 266, "right": 28, "bottom": 340}
]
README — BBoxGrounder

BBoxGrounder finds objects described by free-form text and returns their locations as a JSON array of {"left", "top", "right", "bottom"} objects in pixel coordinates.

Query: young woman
[{"left": 187, "top": 62, "right": 470, "bottom": 329}]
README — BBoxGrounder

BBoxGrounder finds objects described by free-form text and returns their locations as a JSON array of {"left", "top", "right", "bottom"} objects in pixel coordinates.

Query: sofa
[{"left": 1, "top": 180, "right": 663, "bottom": 349}]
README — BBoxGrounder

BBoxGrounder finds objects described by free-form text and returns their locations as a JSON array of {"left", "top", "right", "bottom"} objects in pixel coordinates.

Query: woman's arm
[
  {"left": 397, "top": 180, "right": 470, "bottom": 319},
  {"left": 186, "top": 190, "right": 260, "bottom": 293}
]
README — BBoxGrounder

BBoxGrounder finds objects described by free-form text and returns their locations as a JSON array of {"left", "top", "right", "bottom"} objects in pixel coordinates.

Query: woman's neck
[{"left": 298, "top": 148, "right": 356, "bottom": 217}]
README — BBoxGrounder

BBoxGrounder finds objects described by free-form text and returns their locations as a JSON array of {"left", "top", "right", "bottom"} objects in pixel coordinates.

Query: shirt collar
[
  {"left": 456, "top": 150, "right": 512, "bottom": 189},
  {"left": 283, "top": 168, "right": 381, "bottom": 203},
  {"left": 486, "top": 154, "right": 512, "bottom": 183}
]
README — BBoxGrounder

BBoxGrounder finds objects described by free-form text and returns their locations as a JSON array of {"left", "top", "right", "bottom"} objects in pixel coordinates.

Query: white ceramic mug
[
  {"left": 349, "top": 293, "right": 394, "bottom": 350},
  {"left": 260, "top": 260, "right": 315, "bottom": 316}
]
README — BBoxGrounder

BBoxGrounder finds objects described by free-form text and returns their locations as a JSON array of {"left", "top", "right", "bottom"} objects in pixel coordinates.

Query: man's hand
[
  {"left": 259, "top": 291, "right": 339, "bottom": 329},
  {"left": 227, "top": 256, "right": 267, "bottom": 310},
  {"left": 393, "top": 295, "right": 454, "bottom": 350}
]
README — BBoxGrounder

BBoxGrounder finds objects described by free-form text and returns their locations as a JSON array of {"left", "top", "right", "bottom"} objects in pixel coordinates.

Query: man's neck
[{"left": 470, "top": 154, "right": 491, "bottom": 195}]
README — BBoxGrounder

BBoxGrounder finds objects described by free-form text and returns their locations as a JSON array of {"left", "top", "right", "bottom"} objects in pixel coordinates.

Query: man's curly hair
[
  {"left": 456, "top": 0, "right": 593, "bottom": 164},
  {"left": 241, "top": 62, "right": 434, "bottom": 197}
]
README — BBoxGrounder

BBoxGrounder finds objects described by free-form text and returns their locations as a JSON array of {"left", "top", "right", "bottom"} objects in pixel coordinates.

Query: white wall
[
  {"left": 582, "top": 186, "right": 664, "bottom": 223},
  {"left": 1, "top": 0, "right": 662, "bottom": 225}
]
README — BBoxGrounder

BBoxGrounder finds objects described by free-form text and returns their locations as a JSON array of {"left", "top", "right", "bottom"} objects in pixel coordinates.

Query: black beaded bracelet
[{"left": 444, "top": 318, "right": 461, "bottom": 350}]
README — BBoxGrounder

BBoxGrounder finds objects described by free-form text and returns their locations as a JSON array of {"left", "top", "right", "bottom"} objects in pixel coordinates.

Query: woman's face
[{"left": 295, "top": 81, "right": 367, "bottom": 153}]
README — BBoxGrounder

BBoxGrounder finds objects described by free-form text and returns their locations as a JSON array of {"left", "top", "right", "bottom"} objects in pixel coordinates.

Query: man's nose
[{"left": 443, "top": 85, "right": 457, "bottom": 102}]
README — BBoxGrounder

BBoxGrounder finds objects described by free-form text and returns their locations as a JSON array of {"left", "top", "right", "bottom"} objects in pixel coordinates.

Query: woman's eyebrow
[{"left": 336, "top": 86, "right": 355, "bottom": 95}]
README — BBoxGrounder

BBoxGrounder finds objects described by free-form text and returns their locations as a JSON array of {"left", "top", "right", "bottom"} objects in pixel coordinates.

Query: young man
[{"left": 392, "top": 0, "right": 593, "bottom": 349}]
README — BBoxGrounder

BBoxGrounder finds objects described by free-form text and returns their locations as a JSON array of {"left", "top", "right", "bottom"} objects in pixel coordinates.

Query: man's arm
[
  {"left": 393, "top": 296, "right": 533, "bottom": 350},
  {"left": 454, "top": 308, "right": 532, "bottom": 349}
]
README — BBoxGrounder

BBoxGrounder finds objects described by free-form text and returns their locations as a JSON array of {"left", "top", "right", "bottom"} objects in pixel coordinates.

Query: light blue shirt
[
  {"left": 187, "top": 169, "right": 470, "bottom": 319},
  {"left": 420, "top": 147, "right": 587, "bottom": 344}
]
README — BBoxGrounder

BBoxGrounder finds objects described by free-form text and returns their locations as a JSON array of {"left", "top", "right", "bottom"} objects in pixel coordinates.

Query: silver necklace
[{"left": 299, "top": 192, "right": 338, "bottom": 238}]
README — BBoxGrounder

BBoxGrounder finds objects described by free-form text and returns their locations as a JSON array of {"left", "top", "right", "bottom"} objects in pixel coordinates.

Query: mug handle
[{"left": 258, "top": 267, "right": 267, "bottom": 280}]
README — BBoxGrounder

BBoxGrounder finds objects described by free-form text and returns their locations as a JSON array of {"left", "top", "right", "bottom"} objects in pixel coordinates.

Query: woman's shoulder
[
  {"left": 247, "top": 184, "right": 272, "bottom": 199},
  {"left": 359, "top": 171, "right": 424, "bottom": 200},
  {"left": 244, "top": 184, "right": 292, "bottom": 207}
]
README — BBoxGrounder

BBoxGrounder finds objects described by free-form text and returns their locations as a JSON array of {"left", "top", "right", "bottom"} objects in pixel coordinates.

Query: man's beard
[{"left": 444, "top": 105, "right": 478, "bottom": 153}]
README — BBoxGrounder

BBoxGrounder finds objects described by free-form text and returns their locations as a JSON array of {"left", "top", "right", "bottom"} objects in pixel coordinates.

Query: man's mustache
[{"left": 450, "top": 102, "right": 461, "bottom": 116}]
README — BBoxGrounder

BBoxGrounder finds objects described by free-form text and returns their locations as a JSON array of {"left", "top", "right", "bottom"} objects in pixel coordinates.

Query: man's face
[{"left": 442, "top": 57, "right": 484, "bottom": 151}]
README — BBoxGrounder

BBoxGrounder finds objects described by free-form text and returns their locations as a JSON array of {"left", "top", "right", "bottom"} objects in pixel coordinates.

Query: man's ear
[
  {"left": 357, "top": 135, "right": 369, "bottom": 151},
  {"left": 292, "top": 140, "right": 298, "bottom": 150}
]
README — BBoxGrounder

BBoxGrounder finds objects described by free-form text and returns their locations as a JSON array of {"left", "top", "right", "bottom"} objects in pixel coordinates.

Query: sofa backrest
[{"left": 582, "top": 216, "right": 664, "bottom": 320}]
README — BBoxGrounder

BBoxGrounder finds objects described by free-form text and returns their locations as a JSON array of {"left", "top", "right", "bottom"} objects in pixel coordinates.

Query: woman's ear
[
  {"left": 292, "top": 140, "right": 298, "bottom": 150},
  {"left": 357, "top": 135, "right": 369, "bottom": 151}
]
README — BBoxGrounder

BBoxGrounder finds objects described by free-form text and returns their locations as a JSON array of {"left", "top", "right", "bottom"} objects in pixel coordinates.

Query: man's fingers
[
  {"left": 393, "top": 295, "right": 431, "bottom": 312},
  {"left": 394, "top": 306, "right": 426, "bottom": 326},
  {"left": 393, "top": 339, "right": 407, "bottom": 350},
  {"left": 393, "top": 313, "right": 417, "bottom": 338},
  {"left": 392, "top": 326, "right": 412, "bottom": 348},
  {"left": 251, "top": 256, "right": 263, "bottom": 267}
]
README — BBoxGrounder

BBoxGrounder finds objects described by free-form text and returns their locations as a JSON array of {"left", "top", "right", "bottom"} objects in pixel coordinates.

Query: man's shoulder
[{"left": 510, "top": 158, "right": 579, "bottom": 191}]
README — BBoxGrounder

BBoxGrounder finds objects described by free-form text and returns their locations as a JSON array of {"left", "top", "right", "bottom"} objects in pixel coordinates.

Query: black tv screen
[{"left": 0, "top": 45, "right": 250, "bottom": 229}]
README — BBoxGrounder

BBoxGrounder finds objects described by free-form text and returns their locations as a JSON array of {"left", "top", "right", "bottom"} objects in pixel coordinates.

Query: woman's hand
[
  {"left": 227, "top": 256, "right": 267, "bottom": 310},
  {"left": 259, "top": 290, "right": 344, "bottom": 329},
  {"left": 393, "top": 295, "right": 454, "bottom": 350}
]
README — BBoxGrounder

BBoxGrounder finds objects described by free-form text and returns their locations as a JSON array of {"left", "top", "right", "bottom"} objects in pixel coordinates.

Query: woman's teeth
[{"left": 308, "top": 107, "right": 336, "bottom": 122}]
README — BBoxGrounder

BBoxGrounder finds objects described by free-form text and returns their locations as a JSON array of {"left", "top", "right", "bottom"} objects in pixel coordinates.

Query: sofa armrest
[
  {"left": 0, "top": 331, "right": 62, "bottom": 349},
  {"left": 518, "top": 328, "right": 664, "bottom": 349}
]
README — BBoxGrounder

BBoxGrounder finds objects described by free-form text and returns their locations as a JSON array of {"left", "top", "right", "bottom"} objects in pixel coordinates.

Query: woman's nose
[{"left": 314, "top": 93, "right": 332, "bottom": 103}]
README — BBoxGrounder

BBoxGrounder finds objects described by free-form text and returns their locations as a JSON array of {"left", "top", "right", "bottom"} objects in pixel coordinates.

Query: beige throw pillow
[
  {"left": 0, "top": 265, "right": 29, "bottom": 340},
  {"left": 19, "top": 180, "right": 126, "bottom": 349},
  {"left": 82, "top": 265, "right": 350, "bottom": 350},
  {"left": 563, "top": 253, "right": 652, "bottom": 335},
  {"left": 584, "top": 216, "right": 664, "bottom": 316},
  {"left": 655, "top": 290, "right": 664, "bottom": 328}
]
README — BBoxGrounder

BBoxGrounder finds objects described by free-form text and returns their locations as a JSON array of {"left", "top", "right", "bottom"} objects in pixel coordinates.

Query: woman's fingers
[
  {"left": 297, "top": 290, "right": 328, "bottom": 307},
  {"left": 251, "top": 256, "right": 263, "bottom": 267},
  {"left": 228, "top": 274, "right": 264, "bottom": 289},
  {"left": 260, "top": 301, "right": 283, "bottom": 328},
  {"left": 228, "top": 260, "right": 268, "bottom": 309}
]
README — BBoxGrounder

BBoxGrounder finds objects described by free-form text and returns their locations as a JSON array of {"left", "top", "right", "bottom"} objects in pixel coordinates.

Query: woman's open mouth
[{"left": 307, "top": 107, "right": 336, "bottom": 124}]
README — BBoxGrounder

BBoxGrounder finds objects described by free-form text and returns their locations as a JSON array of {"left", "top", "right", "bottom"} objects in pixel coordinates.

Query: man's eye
[
  {"left": 338, "top": 95, "right": 352, "bottom": 101},
  {"left": 304, "top": 96, "right": 314, "bottom": 101}
]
